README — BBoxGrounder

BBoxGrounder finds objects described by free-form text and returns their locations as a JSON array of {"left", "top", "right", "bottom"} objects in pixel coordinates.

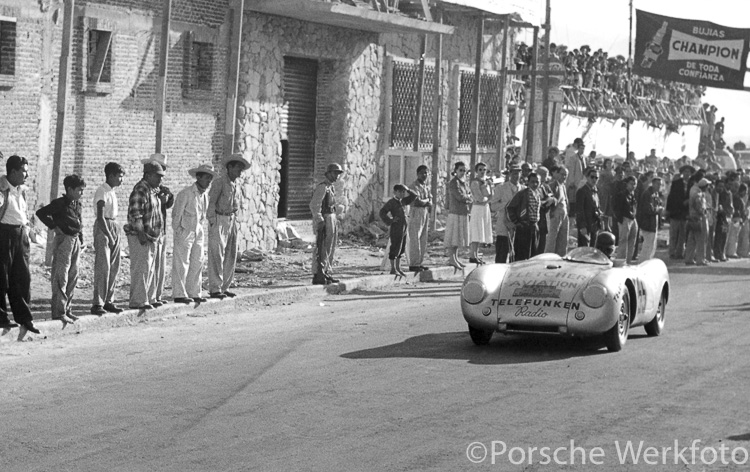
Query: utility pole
[
  {"left": 469, "top": 16, "right": 484, "bottom": 174},
  {"left": 224, "top": 0, "right": 245, "bottom": 156},
  {"left": 47, "top": 0, "right": 75, "bottom": 265},
  {"left": 541, "top": 0, "right": 551, "bottom": 157},
  {"left": 430, "top": 9, "right": 443, "bottom": 231},
  {"left": 155, "top": 0, "right": 173, "bottom": 153}
]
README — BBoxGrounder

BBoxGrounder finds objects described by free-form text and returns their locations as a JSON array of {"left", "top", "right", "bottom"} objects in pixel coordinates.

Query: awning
[
  {"left": 438, "top": 0, "right": 541, "bottom": 27},
  {"left": 247, "top": 0, "right": 455, "bottom": 35}
]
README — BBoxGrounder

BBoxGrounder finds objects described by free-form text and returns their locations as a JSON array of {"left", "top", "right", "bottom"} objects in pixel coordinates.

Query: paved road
[{"left": 2, "top": 261, "right": 750, "bottom": 472}]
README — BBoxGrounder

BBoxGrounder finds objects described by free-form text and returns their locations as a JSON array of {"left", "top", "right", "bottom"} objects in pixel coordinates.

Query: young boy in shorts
[{"left": 379, "top": 184, "right": 418, "bottom": 276}]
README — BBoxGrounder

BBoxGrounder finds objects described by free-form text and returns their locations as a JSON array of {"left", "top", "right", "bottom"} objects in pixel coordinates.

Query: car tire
[
  {"left": 468, "top": 325, "right": 493, "bottom": 345},
  {"left": 644, "top": 291, "right": 666, "bottom": 337},
  {"left": 604, "top": 289, "right": 630, "bottom": 352}
]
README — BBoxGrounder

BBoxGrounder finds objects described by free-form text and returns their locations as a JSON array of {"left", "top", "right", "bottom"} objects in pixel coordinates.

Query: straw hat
[
  {"left": 188, "top": 163, "right": 217, "bottom": 178},
  {"left": 221, "top": 152, "right": 250, "bottom": 170}
]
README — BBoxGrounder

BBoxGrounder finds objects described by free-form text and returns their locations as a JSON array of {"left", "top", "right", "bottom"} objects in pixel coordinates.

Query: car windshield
[{"left": 563, "top": 247, "right": 613, "bottom": 266}]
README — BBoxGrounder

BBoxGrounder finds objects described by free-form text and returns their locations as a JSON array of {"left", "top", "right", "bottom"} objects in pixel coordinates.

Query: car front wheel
[
  {"left": 644, "top": 292, "right": 666, "bottom": 336},
  {"left": 604, "top": 289, "right": 630, "bottom": 352},
  {"left": 468, "top": 325, "right": 493, "bottom": 345}
]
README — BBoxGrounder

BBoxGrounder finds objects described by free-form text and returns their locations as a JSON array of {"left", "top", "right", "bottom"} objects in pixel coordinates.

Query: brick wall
[{"left": 0, "top": 0, "right": 230, "bottom": 242}]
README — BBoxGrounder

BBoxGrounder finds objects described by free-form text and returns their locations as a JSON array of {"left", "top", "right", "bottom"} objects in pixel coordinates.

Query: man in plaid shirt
[{"left": 124, "top": 161, "right": 165, "bottom": 310}]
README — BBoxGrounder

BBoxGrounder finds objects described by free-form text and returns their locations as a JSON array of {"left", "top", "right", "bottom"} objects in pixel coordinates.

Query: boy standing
[
  {"left": 379, "top": 184, "right": 418, "bottom": 276},
  {"left": 91, "top": 162, "right": 125, "bottom": 315},
  {"left": 172, "top": 164, "right": 216, "bottom": 303},
  {"left": 36, "top": 175, "right": 86, "bottom": 327}
]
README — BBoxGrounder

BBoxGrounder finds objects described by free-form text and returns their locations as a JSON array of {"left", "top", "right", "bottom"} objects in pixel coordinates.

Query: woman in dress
[
  {"left": 468, "top": 162, "right": 493, "bottom": 264},
  {"left": 444, "top": 162, "right": 473, "bottom": 269}
]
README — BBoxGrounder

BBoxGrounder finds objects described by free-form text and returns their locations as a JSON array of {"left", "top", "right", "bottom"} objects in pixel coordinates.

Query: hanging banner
[{"left": 634, "top": 10, "right": 750, "bottom": 90}]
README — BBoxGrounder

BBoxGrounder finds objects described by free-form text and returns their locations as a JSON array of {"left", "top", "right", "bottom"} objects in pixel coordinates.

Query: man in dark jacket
[
  {"left": 637, "top": 176, "right": 663, "bottom": 262},
  {"left": 576, "top": 167, "right": 601, "bottom": 248},
  {"left": 507, "top": 172, "right": 541, "bottom": 261},
  {"left": 666, "top": 165, "right": 694, "bottom": 259},
  {"left": 613, "top": 175, "right": 638, "bottom": 261}
]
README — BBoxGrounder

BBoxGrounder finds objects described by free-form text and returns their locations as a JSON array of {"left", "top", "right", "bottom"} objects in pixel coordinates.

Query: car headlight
[
  {"left": 462, "top": 280, "right": 487, "bottom": 305},
  {"left": 582, "top": 284, "right": 608, "bottom": 308}
]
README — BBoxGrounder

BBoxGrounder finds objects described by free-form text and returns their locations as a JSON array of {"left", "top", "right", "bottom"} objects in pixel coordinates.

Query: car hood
[{"left": 494, "top": 259, "right": 607, "bottom": 316}]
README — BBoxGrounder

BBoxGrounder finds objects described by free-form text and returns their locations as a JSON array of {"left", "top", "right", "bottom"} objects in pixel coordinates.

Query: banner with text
[{"left": 634, "top": 10, "right": 750, "bottom": 90}]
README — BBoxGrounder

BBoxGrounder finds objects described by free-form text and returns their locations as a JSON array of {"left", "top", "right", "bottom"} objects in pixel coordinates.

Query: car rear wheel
[
  {"left": 644, "top": 292, "right": 666, "bottom": 336},
  {"left": 604, "top": 289, "right": 630, "bottom": 352},
  {"left": 468, "top": 325, "right": 493, "bottom": 345}
]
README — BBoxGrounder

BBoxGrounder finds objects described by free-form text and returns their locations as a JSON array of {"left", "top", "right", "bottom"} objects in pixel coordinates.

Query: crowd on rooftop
[{"left": 514, "top": 42, "right": 706, "bottom": 122}]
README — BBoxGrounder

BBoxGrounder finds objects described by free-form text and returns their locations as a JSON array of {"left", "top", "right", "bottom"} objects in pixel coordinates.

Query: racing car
[{"left": 460, "top": 247, "right": 669, "bottom": 352}]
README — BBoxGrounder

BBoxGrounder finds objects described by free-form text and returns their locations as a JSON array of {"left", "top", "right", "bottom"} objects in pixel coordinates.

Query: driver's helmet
[{"left": 595, "top": 231, "right": 616, "bottom": 258}]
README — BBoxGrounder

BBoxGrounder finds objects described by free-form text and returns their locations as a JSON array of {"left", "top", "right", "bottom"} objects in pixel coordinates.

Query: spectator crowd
[{"left": 0, "top": 152, "right": 250, "bottom": 341}]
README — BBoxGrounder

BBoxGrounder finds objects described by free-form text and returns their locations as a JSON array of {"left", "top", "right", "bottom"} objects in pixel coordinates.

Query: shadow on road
[
  {"left": 341, "top": 331, "right": 614, "bottom": 365},
  {"left": 668, "top": 265, "right": 750, "bottom": 277},
  {"left": 332, "top": 287, "right": 459, "bottom": 302},
  {"left": 726, "top": 432, "right": 750, "bottom": 441},
  {"left": 704, "top": 301, "right": 750, "bottom": 312}
]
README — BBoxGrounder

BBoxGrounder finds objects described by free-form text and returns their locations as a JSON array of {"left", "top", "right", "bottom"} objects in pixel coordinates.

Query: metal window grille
[
  {"left": 390, "top": 60, "right": 435, "bottom": 150},
  {"left": 191, "top": 41, "right": 213, "bottom": 91},
  {"left": 457, "top": 70, "right": 503, "bottom": 151}
]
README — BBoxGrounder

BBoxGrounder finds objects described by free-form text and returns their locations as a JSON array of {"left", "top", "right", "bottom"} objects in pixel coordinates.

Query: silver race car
[{"left": 461, "top": 248, "right": 670, "bottom": 352}]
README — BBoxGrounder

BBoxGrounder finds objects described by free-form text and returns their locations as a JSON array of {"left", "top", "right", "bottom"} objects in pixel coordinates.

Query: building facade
[{"left": 0, "top": 0, "right": 523, "bottom": 252}]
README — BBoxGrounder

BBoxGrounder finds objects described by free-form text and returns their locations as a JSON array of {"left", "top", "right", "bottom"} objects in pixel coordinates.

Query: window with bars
[
  {"left": 390, "top": 60, "right": 435, "bottom": 150},
  {"left": 0, "top": 19, "right": 16, "bottom": 78},
  {"left": 183, "top": 32, "right": 214, "bottom": 99},
  {"left": 457, "top": 70, "right": 503, "bottom": 151}
]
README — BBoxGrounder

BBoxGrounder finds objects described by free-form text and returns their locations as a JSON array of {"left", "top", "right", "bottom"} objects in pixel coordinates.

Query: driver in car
[{"left": 595, "top": 231, "right": 617, "bottom": 259}]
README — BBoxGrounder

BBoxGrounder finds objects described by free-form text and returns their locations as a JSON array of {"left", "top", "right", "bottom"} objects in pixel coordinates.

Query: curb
[{"left": 15, "top": 265, "right": 471, "bottom": 341}]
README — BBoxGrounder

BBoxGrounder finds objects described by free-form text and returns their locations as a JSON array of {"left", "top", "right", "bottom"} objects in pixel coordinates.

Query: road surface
[{"left": 1, "top": 262, "right": 750, "bottom": 471}]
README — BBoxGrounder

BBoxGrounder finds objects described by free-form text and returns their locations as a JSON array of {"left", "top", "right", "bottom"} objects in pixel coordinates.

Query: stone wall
[{"left": 235, "top": 12, "right": 383, "bottom": 250}]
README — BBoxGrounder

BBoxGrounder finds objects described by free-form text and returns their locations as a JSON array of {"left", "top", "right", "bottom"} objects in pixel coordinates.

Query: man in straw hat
[
  {"left": 310, "top": 163, "right": 344, "bottom": 285},
  {"left": 172, "top": 163, "right": 216, "bottom": 304},
  {"left": 124, "top": 160, "right": 166, "bottom": 310},
  {"left": 140, "top": 153, "right": 174, "bottom": 307},
  {"left": 207, "top": 153, "right": 249, "bottom": 299}
]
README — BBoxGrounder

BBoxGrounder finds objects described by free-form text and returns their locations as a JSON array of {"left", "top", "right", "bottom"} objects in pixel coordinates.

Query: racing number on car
[{"left": 635, "top": 279, "right": 646, "bottom": 314}]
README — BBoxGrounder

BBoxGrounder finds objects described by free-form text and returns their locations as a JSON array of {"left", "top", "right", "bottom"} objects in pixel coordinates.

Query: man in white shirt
[
  {"left": 546, "top": 166, "right": 570, "bottom": 256},
  {"left": 91, "top": 162, "right": 125, "bottom": 315},
  {"left": 0, "top": 155, "right": 40, "bottom": 338},
  {"left": 407, "top": 165, "right": 432, "bottom": 272},
  {"left": 490, "top": 164, "right": 524, "bottom": 263},
  {"left": 172, "top": 164, "right": 216, "bottom": 304},
  {"left": 564, "top": 137, "right": 586, "bottom": 212}
]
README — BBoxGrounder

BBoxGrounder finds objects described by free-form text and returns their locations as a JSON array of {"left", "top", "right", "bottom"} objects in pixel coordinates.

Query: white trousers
[
  {"left": 616, "top": 218, "right": 638, "bottom": 262},
  {"left": 546, "top": 210, "right": 569, "bottom": 256},
  {"left": 172, "top": 225, "right": 205, "bottom": 298},
  {"left": 638, "top": 230, "right": 657, "bottom": 262},
  {"left": 407, "top": 207, "right": 429, "bottom": 267}
]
